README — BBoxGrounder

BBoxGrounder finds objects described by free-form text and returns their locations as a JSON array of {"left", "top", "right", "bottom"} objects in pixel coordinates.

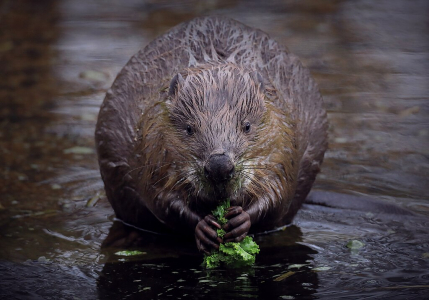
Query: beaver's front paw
[
  {"left": 222, "top": 206, "right": 251, "bottom": 243},
  {"left": 195, "top": 215, "right": 222, "bottom": 254}
]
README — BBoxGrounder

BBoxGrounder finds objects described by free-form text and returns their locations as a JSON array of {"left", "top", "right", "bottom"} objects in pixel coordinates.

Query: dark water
[{"left": 1, "top": 0, "right": 428, "bottom": 299}]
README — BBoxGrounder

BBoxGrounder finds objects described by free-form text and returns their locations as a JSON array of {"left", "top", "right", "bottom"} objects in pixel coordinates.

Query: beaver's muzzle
[{"left": 204, "top": 154, "right": 235, "bottom": 183}]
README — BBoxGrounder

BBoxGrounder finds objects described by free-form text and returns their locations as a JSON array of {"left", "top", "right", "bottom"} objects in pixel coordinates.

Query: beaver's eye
[
  {"left": 186, "top": 124, "right": 194, "bottom": 135},
  {"left": 243, "top": 122, "right": 251, "bottom": 133}
]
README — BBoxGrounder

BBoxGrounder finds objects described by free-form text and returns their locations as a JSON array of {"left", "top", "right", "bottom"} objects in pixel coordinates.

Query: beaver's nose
[{"left": 204, "top": 154, "right": 235, "bottom": 183}]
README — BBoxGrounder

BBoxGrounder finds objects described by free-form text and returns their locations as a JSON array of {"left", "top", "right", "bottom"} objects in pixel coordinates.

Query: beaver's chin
[
  {"left": 195, "top": 179, "right": 239, "bottom": 211},
  {"left": 211, "top": 182, "right": 231, "bottom": 200}
]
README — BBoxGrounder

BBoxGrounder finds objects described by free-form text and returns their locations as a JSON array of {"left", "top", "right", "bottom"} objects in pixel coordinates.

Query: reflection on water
[
  {"left": 97, "top": 224, "right": 318, "bottom": 299},
  {"left": 0, "top": 0, "right": 428, "bottom": 299}
]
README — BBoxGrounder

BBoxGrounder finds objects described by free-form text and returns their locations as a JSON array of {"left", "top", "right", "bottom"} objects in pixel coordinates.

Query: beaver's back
[{"left": 95, "top": 16, "right": 328, "bottom": 226}]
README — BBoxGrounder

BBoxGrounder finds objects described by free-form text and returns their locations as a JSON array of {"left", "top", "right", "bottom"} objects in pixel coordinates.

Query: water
[{"left": 1, "top": 0, "right": 428, "bottom": 299}]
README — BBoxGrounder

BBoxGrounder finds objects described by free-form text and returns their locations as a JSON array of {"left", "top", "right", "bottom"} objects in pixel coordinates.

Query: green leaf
[
  {"left": 203, "top": 200, "right": 260, "bottom": 269},
  {"left": 216, "top": 228, "right": 226, "bottom": 239},
  {"left": 114, "top": 250, "right": 146, "bottom": 256},
  {"left": 211, "top": 199, "right": 230, "bottom": 225},
  {"left": 239, "top": 236, "right": 260, "bottom": 255},
  {"left": 346, "top": 240, "right": 365, "bottom": 250}
]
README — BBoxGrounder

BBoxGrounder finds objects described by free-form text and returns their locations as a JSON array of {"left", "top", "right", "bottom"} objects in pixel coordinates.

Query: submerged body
[{"left": 95, "top": 16, "right": 328, "bottom": 252}]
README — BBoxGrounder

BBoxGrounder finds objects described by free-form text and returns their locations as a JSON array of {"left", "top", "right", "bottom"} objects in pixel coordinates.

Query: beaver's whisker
[
  {"left": 151, "top": 174, "right": 172, "bottom": 186},
  {"left": 241, "top": 166, "right": 269, "bottom": 170},
  {"left": 123, "top": 162, "right": 173, "bottom": 178},
  {"left": 237, "top": 157, "right": 255, "bottom": 164},
  {"left": 167, "top": 177, "right": 186, "bottom": 192},
  {"left": 126, "top": 160, "right": 198, "bottom": 181},
  {"left": 241, "top": 172, "right": 269, "bottom": 193}
]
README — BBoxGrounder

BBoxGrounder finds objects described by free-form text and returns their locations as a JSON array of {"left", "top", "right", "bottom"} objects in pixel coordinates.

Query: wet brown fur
[
  {"left": 135, "top": 64, "right": 298, "bottom": 230},
  {"left": 95, "top": 16, "right": 328, "bottom": 234}
]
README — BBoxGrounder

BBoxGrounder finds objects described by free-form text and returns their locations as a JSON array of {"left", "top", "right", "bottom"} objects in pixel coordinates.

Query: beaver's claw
[
  {"left": 195, "top": 214, "right": 222, "bottom": 254},
  {"left": 222, "top": 206, "right": 251, "bottom": 243}
]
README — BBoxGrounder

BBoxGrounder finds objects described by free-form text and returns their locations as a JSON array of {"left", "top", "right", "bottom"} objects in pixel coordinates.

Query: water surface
[{"left": 1, "top": 0, "right": 428, "bottom": 299}]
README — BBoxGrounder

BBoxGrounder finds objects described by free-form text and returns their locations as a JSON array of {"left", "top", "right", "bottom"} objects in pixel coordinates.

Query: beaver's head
[
  {"left": 161, "top": 63, "right": 296, "bottom": 211},
  {"left": 165, "top": 64, "right": 265, "bottom": 204}
]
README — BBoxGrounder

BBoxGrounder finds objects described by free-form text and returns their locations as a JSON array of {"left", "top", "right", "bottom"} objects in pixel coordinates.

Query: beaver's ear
[
  {"left": 169, "top": 73, "right": 185, "bottom": 97},
  {"left": 250, "top": 71, "right": 265, "bottom": 93}
]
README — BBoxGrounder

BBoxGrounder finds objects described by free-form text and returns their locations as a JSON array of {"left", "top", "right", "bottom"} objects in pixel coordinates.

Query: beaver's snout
[{"left": 204, "top": 154, "right": 235, "bottom": 183}]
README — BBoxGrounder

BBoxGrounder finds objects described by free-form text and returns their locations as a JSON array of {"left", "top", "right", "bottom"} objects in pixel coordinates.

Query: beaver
[{"left": 95, "top": 16, "right": 328, "bottom": 253}]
